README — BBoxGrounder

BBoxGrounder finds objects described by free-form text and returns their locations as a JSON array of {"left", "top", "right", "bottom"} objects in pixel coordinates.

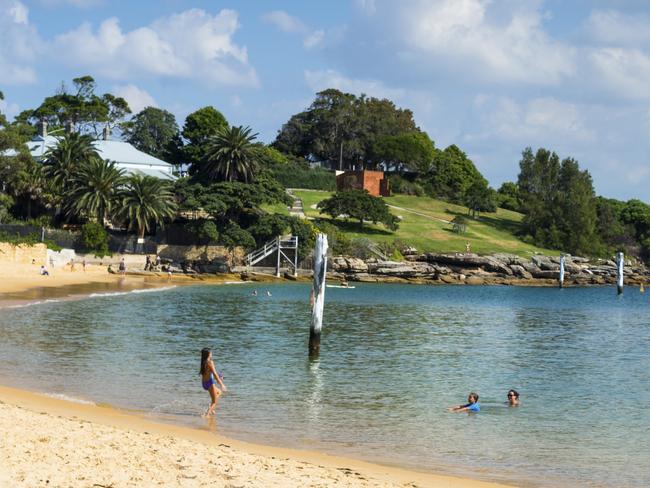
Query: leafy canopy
[{"left": 317, "top": 190, "right": 399, "bottom": 231}]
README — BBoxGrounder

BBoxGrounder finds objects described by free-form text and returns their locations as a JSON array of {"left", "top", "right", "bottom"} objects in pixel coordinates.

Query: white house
[{"left": 21, "top": 126, "right": 176, "bottom": 180}]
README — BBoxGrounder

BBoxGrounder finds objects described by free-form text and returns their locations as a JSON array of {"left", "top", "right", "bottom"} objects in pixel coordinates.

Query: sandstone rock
[
  {"left": 510, "top": 264, "right": 533, "bottom": 280},
  {"left": 465, "top": 275, "right": 485, "bottom": 285}
]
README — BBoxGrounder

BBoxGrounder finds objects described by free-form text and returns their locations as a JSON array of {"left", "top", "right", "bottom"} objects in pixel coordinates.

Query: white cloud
[
  {"left": 112, "top": 84, "right": 157, "bottom": 114},
  {"left": 262, "top": 10, "right": 307, "bottom": 34},
  {"left": 0, "top": 97, "right": 20, "bottom": 120},
  {"left": 303, "top": 30, "right": 325, "bottom": 49},
  {"left": 53, "top": 8, "right": 258, "bottom": 86},
  {"left": 468, "top": 96, "right": 593, "bottom": 143},
  {"left": 355, "top": 0, "right": 377, "bottom": 15},
  {"left": 586, "top": 10, "right": 650, "bottom": 46},
  {"left": 39, "top": 0, "right": 103, "bottom": 7},
  {"left": 0, "top": 1, "right": 39, "bottom": 84},
  {"left": 589, "top": 48, "right": 650, "bottom": 100},
  {"left": 304, "top": 69, "right": 406, "bottom": 100},
  {"left": 367, "top": 0, "right": 575, "bottom": 85}
]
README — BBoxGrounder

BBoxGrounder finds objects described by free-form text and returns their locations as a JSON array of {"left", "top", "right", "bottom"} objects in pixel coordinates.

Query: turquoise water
[{"left": 0, "top": 284, "right": 648, "bottom": 487}]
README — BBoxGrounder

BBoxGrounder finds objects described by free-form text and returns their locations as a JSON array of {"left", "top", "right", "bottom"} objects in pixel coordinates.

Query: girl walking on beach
[{"left": 200, "top": 348, "right": 227, "bottom": 416}]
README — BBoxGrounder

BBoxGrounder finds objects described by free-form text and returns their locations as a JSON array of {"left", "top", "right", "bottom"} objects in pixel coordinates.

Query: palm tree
[
  {"left": 202, "top": 125, "right": 259, "bottom": 182},
  {"left": 43, "top": 132, "right": 99, "bottom": 193},
  {"left": 116, "top": 174, "right": 177, "bottom": 239},
  {"left": 67, "top": 158, "right": 125, "bottom": 224}
]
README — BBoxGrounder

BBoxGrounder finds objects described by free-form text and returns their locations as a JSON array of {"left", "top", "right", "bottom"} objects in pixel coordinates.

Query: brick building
[{"left": 335, "top": 170, "right": 390, "bottom": 197}]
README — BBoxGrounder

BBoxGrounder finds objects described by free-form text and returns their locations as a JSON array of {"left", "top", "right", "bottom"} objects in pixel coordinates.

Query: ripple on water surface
[{"left": 0, "top": 283, "right": 648, "bottom": 488}]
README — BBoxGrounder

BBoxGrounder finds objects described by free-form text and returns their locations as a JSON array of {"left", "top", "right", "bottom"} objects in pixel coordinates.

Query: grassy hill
[{"left": 287, "top": 190, "right": 557, "bottom": 257}]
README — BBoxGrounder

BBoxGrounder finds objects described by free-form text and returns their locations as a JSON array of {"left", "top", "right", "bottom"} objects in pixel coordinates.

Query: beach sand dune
[{"left": 0, "top": 387, "right": 510, "bottom": 488}]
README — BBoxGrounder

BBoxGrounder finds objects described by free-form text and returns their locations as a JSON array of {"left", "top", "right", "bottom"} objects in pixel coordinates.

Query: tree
[
  {"left": 317, "top": 190, "right": 399, "bottom": 230},
  {"left": 202, "top": 126, "right": 259, "bottom": 183},
  {"left": 451, "top": 215, "right": 468, "bottom": 234},
  {"left": 117, "top": 175, "right": 177, "bottom": 239},
  {"left": 426, "top": 145, "right": 486, "bottom": 203},
  {"left": 122, "top": 107, "right": 181, "bottom": 161},
  {"left": 182, "top": 106, "right": 228, "bottom": 170},
  {"left": 29, "top": 76, "right": 131, "bottom": 136},
  {"left": 80, "top": 222, "right": 110, "bottom": 257},
  {"left": 463, "top": 179, "right": 496, "bottom": 218},
  {"left": 67, "top": 158, "right": 125, "bottom": 223},
  {"left": 373, "top": 131, "right": 435, "bottom": 173},
  {"left": 495, "top": 182, "right": 521, "bottom": 211},
  {"left": 42, "top": 132, "right": 100, "bottom": 195}
]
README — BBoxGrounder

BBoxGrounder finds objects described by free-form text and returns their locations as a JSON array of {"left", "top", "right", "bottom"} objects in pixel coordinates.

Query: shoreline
[{"left": 0, "top": 383, "right": 513, "bottom": 488}]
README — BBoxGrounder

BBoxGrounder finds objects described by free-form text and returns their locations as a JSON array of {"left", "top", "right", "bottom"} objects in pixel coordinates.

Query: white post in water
[
  {"left": 309, "top": 233, "right": 328, "bottom": 356},
  {"left": 616, "top": 251, "right": 624, "bottom": 295},
  {"left": 559, "top": 254, "right": 565, "bottom": 289}
]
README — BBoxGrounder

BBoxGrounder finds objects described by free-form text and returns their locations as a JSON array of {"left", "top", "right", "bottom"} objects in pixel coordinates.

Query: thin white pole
[
  {"left": 559, "top": 255, "right": 565, "bottom": 288},
  {"left": 276, "top": 236, "right": 281, "bottom": 277},
  {"left": 616, "top": 252, "right": 624, "bottom": 295},
  {"left": 309, "top": 234, "right": 328, "bottom": 356},
  {"left": 294, "top": 236, "right": 299, "bottom": 277}
]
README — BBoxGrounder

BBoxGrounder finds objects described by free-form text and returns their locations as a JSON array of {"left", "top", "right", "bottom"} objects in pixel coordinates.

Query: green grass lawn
[{"left": 290, "top": 190, "right": 556, "bottom": 257}]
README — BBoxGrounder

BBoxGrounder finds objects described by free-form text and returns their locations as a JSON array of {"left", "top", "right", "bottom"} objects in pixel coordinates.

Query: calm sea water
[{"left": 0, "top": 283, "right": 648, "bottom": 487}]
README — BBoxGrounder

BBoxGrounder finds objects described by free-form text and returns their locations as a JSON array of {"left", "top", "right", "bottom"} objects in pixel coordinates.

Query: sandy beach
[{"left": 0, "top": 385, "right": 512, "bottom": 488}]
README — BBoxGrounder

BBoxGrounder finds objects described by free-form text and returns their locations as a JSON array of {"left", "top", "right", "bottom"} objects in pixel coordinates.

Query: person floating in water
[
  {"left": 266, "top": 290, "right": 272, "bottom": 297},
  {"left": 507, "top": 389, "right": 520, "bottom": 406},
  {"left": 200, "top": 348, "right": 227, "bottom": 417},
  {"left": 449, "top": 392, "right": 480, "bottom": 412},
  {"left": 252, "top": 290, "right": 258, "bottom": 296}
]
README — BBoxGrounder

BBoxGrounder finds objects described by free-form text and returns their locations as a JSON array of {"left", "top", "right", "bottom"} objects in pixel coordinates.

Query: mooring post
[
  {"left": 559, "top": 254, "right": 565, "bottom": 289},
  {"left": 616, "top": 251, "right": 624, "bottom": 295},
  {"left": 309, "top": 234, "right": 328, "bottom": 357}
]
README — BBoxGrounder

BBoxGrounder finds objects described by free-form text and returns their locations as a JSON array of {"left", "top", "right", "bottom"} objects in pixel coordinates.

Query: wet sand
[{"left": 0, "top": 384, "right": 513, "bottom": 488}]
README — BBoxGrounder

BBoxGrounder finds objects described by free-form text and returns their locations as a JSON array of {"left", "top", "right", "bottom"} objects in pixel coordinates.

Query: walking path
[
  {"left": 386, "top": 204, "right": 451, "bottom": 224},
  {"left": 286, "top": 189, "right": 306, "bottom": 219}
]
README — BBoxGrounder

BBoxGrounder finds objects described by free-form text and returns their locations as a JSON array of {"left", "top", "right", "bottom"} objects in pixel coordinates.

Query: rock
[
  {"left": 419, "top": 253, "right": 513, "bottom": 275},
  {"left": 368, "top": 261, "right": 437, "bottom": 278},
  {"left": 510, "top": 264, "right": 533, "bottom": 280},
  {"left": 531, "top": 269, "right": 560, "bottom": 279},
  {"left": 465, "top": 275, "right": 485, "bottom": 285}
]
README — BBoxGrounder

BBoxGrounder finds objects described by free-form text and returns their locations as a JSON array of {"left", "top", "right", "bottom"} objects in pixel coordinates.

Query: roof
[{"left": 24, "top": 136, "right": 175, "bottom": 179}]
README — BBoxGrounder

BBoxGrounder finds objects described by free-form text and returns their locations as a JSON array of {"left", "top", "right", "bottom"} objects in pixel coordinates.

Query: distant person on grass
[
  {"left": 200, "top": 348, "right": 227, "bottom": 417},
  {"left": 449, "top": 392, "right": 480, "bottom": 413}
]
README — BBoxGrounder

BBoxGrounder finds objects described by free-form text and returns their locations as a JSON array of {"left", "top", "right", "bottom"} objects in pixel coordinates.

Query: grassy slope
[{"left": 291, "top": 190, "right": 556, "bottom": 257}]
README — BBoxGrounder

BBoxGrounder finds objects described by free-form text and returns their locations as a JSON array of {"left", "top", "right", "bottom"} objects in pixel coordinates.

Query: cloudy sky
[{"left": 1, "top": 0, "right": 650, "bottom": 201}]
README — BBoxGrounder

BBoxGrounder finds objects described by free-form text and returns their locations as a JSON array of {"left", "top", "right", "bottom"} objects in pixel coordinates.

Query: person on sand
[
  {"left": 82, "top": 258, "right": 87, "bottom": 272},
  {"left": 507, "top": 389, "right": 520, "bottom": 406},
  {"left": 119, "top": 258, "right": 126, "bottom": 276},
  {"left": 39, "top": 265, "right": 49, "bottom": 276},
  {"left": 70, "top": 258, "right": 75, "bottom": 272},
  {"left": 200, "top": 348, "right": 227, "bottom": 416},
  {"left": 449, "top": 392, "right": 480, "bottom": 413}
]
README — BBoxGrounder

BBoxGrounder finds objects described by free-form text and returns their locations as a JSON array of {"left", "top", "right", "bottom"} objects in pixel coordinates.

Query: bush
[
  {"left": 271, "top": 162, "right": 336, "bottom": 190},
  {"left": 219, "top": 221, "right": 256, "bottom": 250},
  {"left": 183, "top": 219, "right": 219, "bottom": 244},
  {"left": 317, "top": 190, "right": 399, "bottom": 231},
  {"left": 313, "top": 220, "right": 352, "bottom": 256},
  {"left": 451, "top": 215, "right": 468, "bottom": 234},
  {"left": 388, "top": 175, "right": 425, "bottom": 196},
  {"left": 80, "top": 222, "right": 110, "bottom": 257}
]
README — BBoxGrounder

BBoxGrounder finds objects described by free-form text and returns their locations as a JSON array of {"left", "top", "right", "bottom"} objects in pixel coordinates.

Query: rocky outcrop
[{"left": 328, "top": 252, "right": 650, "bottom": 286}]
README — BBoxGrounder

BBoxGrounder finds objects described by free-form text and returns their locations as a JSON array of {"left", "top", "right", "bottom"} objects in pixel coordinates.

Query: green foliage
[
  {"left": 116, "top": 175, "right": 177, "bottom": 238},
  {"left": 66, "top": 158, "right": 125, "bottom": 223},
  {"left": 183, "top": 106, "right": 228, "bottom": 168},
  {"left": 317, "top": 190, "right": 399, "bottom": 231},
  {"left": 43, "top": 132, "right": 100, "bottom": 196},
  {"left": 463, "top": 179, "right": 497, "bottom": 217},
  {"left": 201, "top": 125, "right": 259, "bottom": 183},
  {"left": 0, "top": 193, "right": 14, "bottom": 223},
  {"left": 28, "top": 75, "right": 131, "bottom": 136},
  {"left": 373, "top": 131, "right": 435, "bottom": 173},
  {"left": 425, "top": 145, "right": 486, "bottom": 203},
  {"left": 220, "top": 221, "right": 256, "bottom": 250},
  {"left": 80, "top": 222, "right": 109, "bottom": 257},
  {"left": 273, "top": 89, "right": 420, "bottom": 170},
  {"left": 388, "top": 175, "right": 425, "bottom": 196},
  {"left": 270, "top": 161, "right": 336, "bottom": 190},
  {"left": 313, "top": 220, "right": 352, "bottom": 255},
  {"left": 122, "top": 107, "right": 181, "bottom": 162},
  {"left": 495, "top": 182, "right": 521, "bottom": 212},
  {"left": 451, "top": 215, "right": 468, "bottom": 234},
  {"left": 183, "top": 219, "right": 219, "bottom": 244},
  {"left": 517, "top": 147, "right": 599, "bottom": 256}
]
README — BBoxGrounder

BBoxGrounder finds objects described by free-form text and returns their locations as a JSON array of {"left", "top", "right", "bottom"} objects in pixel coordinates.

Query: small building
[
  {"left": 335, "top": 170, "right": 390, "bottom": 197},
  {"left": 21, "top": 125, "right": 176, "bottom": 180}
]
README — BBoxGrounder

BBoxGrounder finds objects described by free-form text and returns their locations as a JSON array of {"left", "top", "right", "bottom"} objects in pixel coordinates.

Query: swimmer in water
[
  {"left": 507, "top": 389, "right": 520, "bottom": 406},
  {"left": 449, "top": 392, "right": 480, "bottom": 413}
]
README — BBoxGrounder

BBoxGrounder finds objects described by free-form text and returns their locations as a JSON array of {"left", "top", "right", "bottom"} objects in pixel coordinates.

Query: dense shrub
[
  {"left": 219, "top": 222, "right": 256, "bottom": 250},
  {"left": 80, "top": 222, "right": 110, "bottom": 257},
  {"left": 271, "top": 162, "right": 336, "bottom": 191},
  {"left": 388, "top": 175, "right": 425, "bottom": 196}
]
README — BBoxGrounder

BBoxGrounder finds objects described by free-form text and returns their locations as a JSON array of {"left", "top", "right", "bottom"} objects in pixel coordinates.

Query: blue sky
[{"left": 2, "top": 0, "right": 650, "bottom": 201}]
